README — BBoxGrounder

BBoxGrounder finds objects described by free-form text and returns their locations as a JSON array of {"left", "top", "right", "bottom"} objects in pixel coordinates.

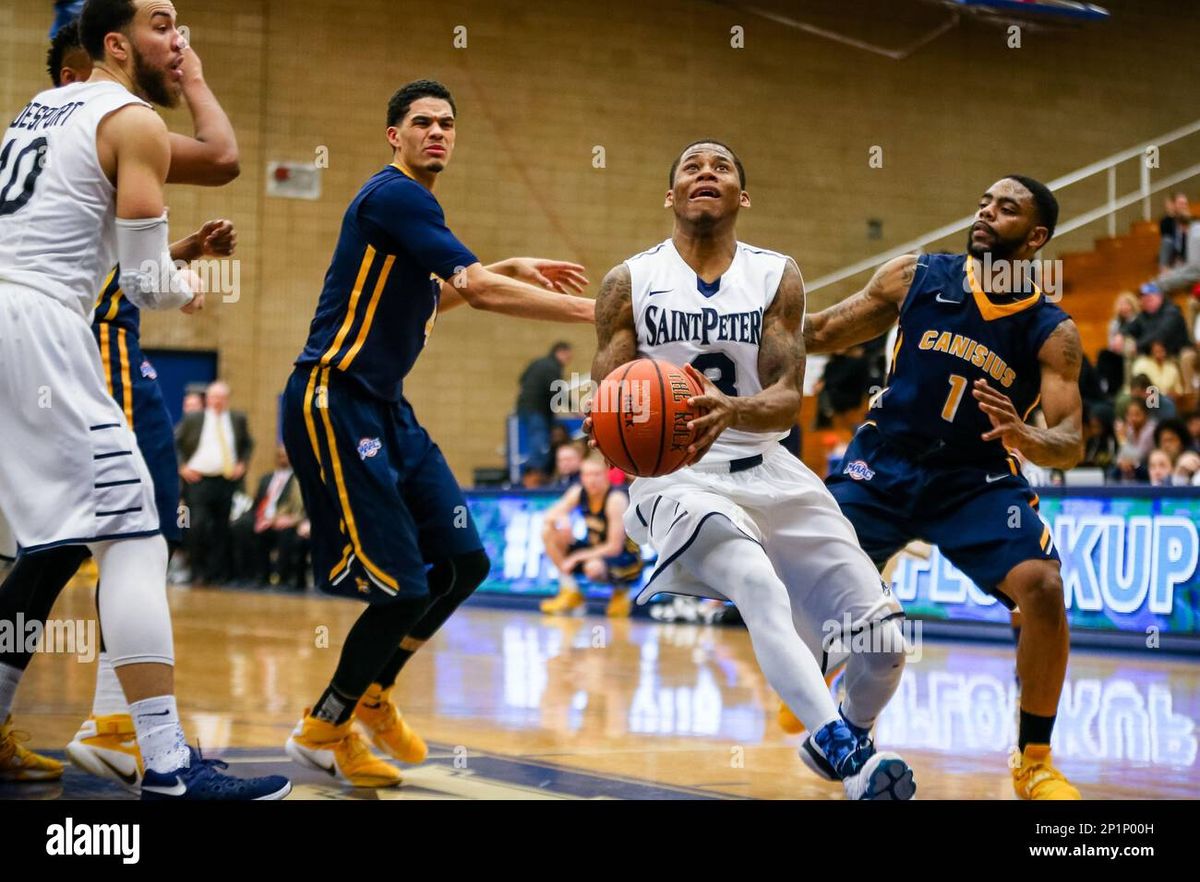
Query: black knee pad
[
  {"left": 452, "top": 549, "right": 491, "bottom": 598},
  {"left": 426, "top": 549, "right": 490, "bottom": 603}
]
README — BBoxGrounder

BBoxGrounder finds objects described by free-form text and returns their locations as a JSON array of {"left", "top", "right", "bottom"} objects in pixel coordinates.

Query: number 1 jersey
[
  {"left": 626, "top": 238, "right": 790, "bottom": 463},
  {"left": 868, "top": 252, "right": 1069, "bottom": 467}
]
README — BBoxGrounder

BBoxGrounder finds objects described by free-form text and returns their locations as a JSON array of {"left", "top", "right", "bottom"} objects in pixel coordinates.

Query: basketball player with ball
[{"left": 587, "top": 141, "right": 916, "bottom": 799}]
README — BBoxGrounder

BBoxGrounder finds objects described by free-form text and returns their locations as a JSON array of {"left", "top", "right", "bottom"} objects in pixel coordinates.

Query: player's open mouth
[{"left": 689, "top": 187, "right": 721, "bottom": 200}]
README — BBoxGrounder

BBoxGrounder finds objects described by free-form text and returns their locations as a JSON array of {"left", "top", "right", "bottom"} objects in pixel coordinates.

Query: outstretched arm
[
  {"left": 683, "top": 258, "right": 806, "bottom": 460},
  {"left": 972, "top": 320, "right": 1084, "bottom": 470},
  {"left": 803, "top": 253, "right": 915, "bottom": 354},
  {"left": 439, "top": 258, "right": 589, "bottom": 314}
]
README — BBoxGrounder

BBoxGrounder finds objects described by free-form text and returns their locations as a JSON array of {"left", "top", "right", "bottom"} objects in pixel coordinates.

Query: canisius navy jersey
[
  {"left": 868, "top": 252, "right": 1069, "bottom": 467},
  {"left": 92, "top": 266, "right": 140, "bottom": 336},
  {"left": 295, "top": 163, "right": 477, "bottom": 402},
  {"left": 283, "top": 162, "right": 484, "bottom": 602}
]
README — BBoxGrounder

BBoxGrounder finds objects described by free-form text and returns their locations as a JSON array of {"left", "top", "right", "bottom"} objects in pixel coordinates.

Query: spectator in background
[
  {"left": 1147, "top": 449, "right": 1175, "bottom": 487},
  {"left": 231, "top": 446, "right": 309, "bottom": 590},
  {"left": 1096, "top": 292, "right": 1140, "bottom": 394},
  {"left": 1185, "top": 411, "right": 1200, "bottom": 452},
  {"left": 547, "top": 422, "right": 571, "bottom": 465},
  {"left": 1131, "top": 339, "right": 1184, "bottom": 401},
  {"left": 1154, "top": 419, "right": 1188, "bottom": 465},
  {"left": 1128, "top": 286, "right": 1195, "bottom": 388},
  {"left": 1159, "top": 192, "right": 1190, "bottom": 271},
  {"left": 813, "top": 345, "right": 871, "bottom": 429},
  {"left": 1174, "top": 450, "right": 1200, "bottom": 484},
  {"left": 551, "top": 442, "right": 584, "bottom": 489},
  {"left": 1124, "top": 287, "right": 1190, "bottom": 357},
  {"left": 1081, "top": 406, "right": 1117, "bottom": 471},
  {"left": 1118, "top": 373, "right": 1178, "bottom": 422},
  {"left": 1077, "top": 352, "right": 1111, "bottom": 424},
  {"left": 1148, "top": 221, "right": 1200, "bottom": 296},
  {"left": 181, "top": 390, "right": 205, "bottom": 418},
  {"left": 1112, "top": 398, "right": 1157, "bottom": 483},
  {"left": 177, "top": 380, "right": 254, "bottom": 584},
  {"left": 516, "top": 342, "right": 573, "bottom": 487}
]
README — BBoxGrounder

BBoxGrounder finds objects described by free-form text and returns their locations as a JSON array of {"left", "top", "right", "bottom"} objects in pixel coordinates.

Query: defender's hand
[
  {"left": 503, "top": 258, "right": 589, "bottom": 294},
  {"left": 197, "top": 219, "right": 237, "bottom": 258},
  {"left": 974, "top": 379, "right": 1029, "bottom": 448}
]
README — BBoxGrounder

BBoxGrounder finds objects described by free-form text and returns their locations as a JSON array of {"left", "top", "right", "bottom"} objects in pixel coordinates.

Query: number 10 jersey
[
  {"left": 0, "top": 81, "right": 149, "bottom": 321},
  {"left": 625, "top": 238, "right": 791, "bottom": 463}
]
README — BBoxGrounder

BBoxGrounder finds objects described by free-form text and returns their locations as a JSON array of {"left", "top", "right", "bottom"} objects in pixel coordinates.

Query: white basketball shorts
[{"left": 0, "top": 284, "right": 160, "bottom": 553}]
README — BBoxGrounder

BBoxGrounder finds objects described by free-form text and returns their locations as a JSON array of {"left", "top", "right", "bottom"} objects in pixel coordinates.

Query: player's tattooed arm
[
  {"left": 802, "top": 253, "right": 915, "bottom": 354},
  {"left": 582, "top": 264, "right": 639, "bottom": 454},
  {"left": 972, "top": 319, "right": 1084, "bottom": 470},
  {"left": 683, "top": 259, "right": 805, "bottom": 461},
  {"left": 591, "top": 264, "right": 639, "bottom": 382}
]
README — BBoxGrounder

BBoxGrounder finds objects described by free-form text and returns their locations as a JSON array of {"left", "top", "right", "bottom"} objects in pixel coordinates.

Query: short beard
[
  {"left": 966, "top": 227, "right": 1023, "bottom": 261},
  {"left": 132, "top": 45, "right": 179, "bottom": 109}
]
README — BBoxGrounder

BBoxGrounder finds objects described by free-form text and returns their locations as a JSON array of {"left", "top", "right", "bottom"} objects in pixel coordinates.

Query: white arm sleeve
[{"left": 115, "top": 214, "right": 195, "bottom": 311}]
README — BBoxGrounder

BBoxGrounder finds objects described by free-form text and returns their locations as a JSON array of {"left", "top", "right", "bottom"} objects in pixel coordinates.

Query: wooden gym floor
[{"left": 3, "top": 583, "right": 1198, "bottom": 799}]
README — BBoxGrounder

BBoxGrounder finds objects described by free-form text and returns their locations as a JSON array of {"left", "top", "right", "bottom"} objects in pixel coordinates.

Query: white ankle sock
[
  {"left": 0, "top": 662, "right": 22, "bottom": 722},
  {"left": 130, "top": 695, "right": 190, "bottom": 774},
  {"left": 91, "top": 652, "right": 129, "bottom": 717}
]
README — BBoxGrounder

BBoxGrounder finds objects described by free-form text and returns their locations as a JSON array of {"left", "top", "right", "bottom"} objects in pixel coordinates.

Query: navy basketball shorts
[
  {"left": 826, "top": 424, "right": 1058, "bottom": 607},
  {"left": 96, "top": 326, "right": 182, "bottom": 543},
  {"left": 282, "top": 365, "right": 483, "bottom": 604}
]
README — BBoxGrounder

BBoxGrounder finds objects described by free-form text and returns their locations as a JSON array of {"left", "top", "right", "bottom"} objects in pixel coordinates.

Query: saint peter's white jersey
[
  {"left": 625, "top": 238, "right": 793, "bottom": 463},
  {"left": 0, "top": 81, "right": 150, "bottom": 320}
]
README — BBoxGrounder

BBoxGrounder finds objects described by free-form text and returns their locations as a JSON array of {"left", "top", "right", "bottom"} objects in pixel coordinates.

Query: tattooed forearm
[
  {"left": 758, "top": 259, "right": 806, "bottom": 390},
  {"left": 803, "top": 253, "right": 914, "bottom": 354},
  {"left": 591, "top": 264, "right": 638, "bottom": 382}
]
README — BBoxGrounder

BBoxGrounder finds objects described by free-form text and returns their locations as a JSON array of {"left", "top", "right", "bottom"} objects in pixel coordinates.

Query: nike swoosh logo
[
  {"left": 934, "top": 291, "right": 956, "bottom": 304},
  {"left": 648, "top": 289, "right": 672, "bottom": 296},
  {"left": 141, "top": 776, "right": 187, "bottom": 797},
  {"left": 141, "top": 710, "right": 172, "bottom": 717},
  {"left": 96, "top": 754, "right": 140, "bottom": 787},
  {"left": 986, "top": 473, "right": 1009, "bottom": 483}
]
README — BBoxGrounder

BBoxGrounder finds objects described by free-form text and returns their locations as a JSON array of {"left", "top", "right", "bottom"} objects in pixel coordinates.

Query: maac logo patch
[
  {"left": 844, "top": 459, "right": 875, "bottom": 481},
  {"left": 357, "top": 437, "right": 382, "bottom": 460},
  {"left": 140, "top": 358, "right": 157, "bottom": 380}
]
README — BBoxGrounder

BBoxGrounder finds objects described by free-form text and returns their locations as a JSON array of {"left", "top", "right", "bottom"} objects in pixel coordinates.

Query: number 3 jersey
[
  {"left": 625, "top": 238, "right": 791, "bottom": 463},
  {"left": 868, "top": 252, "right": 1069, "bottom": 467},
  {"left": 0, "top": 81, "right": 149, "bottom": 320}
]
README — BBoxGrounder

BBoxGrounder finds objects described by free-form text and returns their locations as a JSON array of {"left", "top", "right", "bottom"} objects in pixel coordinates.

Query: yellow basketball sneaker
[
  {"left": 1011, "top": 744, "right": 1081, "bottom": 800},
  {"left": 285, "top": 710, "right": 401, "bottom": 788},
  {"left": 605, "top": 588, "right": 632, "bottom": 618},
  {"left": 355, "top": 685, "right": 428, "bottom": 764},
  {"left": 65, "top": 714, "right": 143, "bottom": 792},
  {"left": 540, "top": 586, "right": 585, "bottom": 616},
  {"left": 0, "top": 715, "right": 63, "bottom": 782}
]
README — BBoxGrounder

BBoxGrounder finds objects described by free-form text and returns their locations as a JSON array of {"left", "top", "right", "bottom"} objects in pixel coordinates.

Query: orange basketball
[{"left": 591, "top": 358, "right": 704, "bottom": 477}]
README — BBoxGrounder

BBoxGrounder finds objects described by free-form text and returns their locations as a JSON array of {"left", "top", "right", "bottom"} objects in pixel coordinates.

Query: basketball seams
[
  {"left": 613, "top": 360, "right": 641, "bottom": 476},
  {"left": 649, "top": 358, "right": 667, "bottom": 476}
]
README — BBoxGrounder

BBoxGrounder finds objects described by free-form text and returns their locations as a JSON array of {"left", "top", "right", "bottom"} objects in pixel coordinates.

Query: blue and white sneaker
[
  {"left": 141, "top": 747, "right": 292, "bottom": 801},
  {"left": 801, "top": 719, "right": 916, "bottom": 800}
]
